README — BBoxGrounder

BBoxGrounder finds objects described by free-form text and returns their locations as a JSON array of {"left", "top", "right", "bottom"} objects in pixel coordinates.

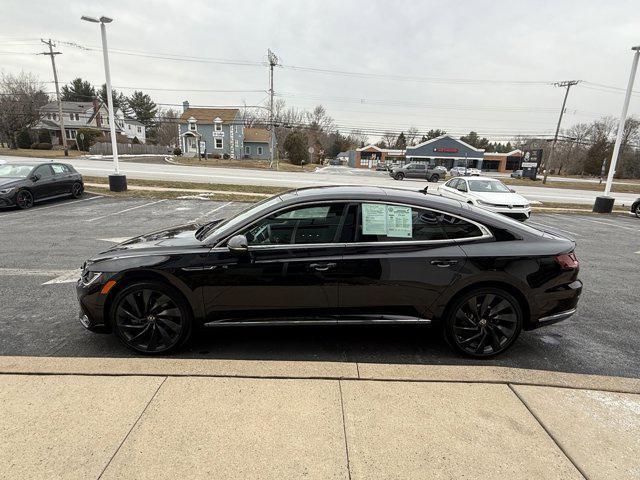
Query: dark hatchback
[
  {"left": 77, "top": 186, "right": 582, "bottom": 357},
  {"left": 0, "top": 161, "right": 84, "bottom": 209}
]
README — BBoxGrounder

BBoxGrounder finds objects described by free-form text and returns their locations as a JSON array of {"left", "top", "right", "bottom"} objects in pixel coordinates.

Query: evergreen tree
[
  {"left": 283, "top": 131, "right": 308, "bottom": 165},
  {"left": 127, "top": 91, "right": 157, "bottom": 126},
  {"left": 61, "top": 78, "right": 96, "bottom": 102},
  {"left": 395, "top": 131, "right": 407, "bottom": 149}
]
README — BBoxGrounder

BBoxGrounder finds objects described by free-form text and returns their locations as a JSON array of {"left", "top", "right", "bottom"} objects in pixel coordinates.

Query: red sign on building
[{"left": 433, "top": 147, "right": 459, "bottom": 153}]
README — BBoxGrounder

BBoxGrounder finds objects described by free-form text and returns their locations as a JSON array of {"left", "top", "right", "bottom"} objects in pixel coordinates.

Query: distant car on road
[
  {"left": 77, "top": 185, "right": 581, "bottom": 357},
  {"left": 437, "top": 176, "right": 531, "bottom": 220},
  {"left": 314, "top": 166, "right": 354, "bottom": 175},
  {"left": 450, "top": 166, "right": 481, "bottom": 177},
  {"left": 0, "top": 161, "right": 84, "bottom": 209},
  {"left": 390, "top": 163, "right": 446, "bottom": 182},
  {"left": 631, "top": 198, "right": 640, "bottom": 218},
  {"left": 511, "top": 169, "right": 524, "bottom": 179}
]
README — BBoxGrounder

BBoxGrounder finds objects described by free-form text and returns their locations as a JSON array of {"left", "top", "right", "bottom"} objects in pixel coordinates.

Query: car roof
[
  {"left": 458, "top": 176, "right": 501, "bottom": 181},
  {"left": 4, "top": 160, "right": 71, "bottom": 167}
]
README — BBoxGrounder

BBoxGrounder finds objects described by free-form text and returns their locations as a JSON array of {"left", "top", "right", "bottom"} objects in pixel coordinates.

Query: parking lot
[{"left": 0, "top": 194, "right": 639, "bottom": 378}]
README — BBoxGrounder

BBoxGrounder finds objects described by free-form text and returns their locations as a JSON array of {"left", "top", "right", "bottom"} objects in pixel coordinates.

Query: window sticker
[
  {"left": 386, "top": 205, "right": 413, "bottom": 238},
  {"left": 362, "top": 203, "right": 387, "bottom": 235}
]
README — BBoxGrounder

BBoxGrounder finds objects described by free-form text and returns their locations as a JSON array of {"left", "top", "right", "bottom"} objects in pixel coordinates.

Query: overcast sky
[{"left": 1, "top": 0, "right": 639, "bottom": 142}]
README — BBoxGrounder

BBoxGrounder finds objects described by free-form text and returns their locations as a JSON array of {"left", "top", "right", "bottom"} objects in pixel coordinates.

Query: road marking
[
  {"left": 579, "top": 217, "right": 640, "bottom": 232},
  {"left": 86, "top": 199, "right": 166, "bottom": 222},
  {"left": 0, "top": 268, "right": 80, "bottom": 285},
  {"left": 527, "top": 220, "right": 580, "bottom": 237},
  {"left": 98, "top": 237, "right": 130, "bottom": 243},
  {"left": 191, "top": 201, "right": 233, "bottom": 223},
  {"left": 0, "top": 195, "right": 103, "bottom": 218}
]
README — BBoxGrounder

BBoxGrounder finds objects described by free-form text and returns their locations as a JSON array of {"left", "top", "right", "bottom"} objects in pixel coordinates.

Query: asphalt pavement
[
  {"left": 2, "top": 154, "right": 638, "bottom": 205},
  {"left": 0, "top": 194, "right": 639, "bottom": 378}
]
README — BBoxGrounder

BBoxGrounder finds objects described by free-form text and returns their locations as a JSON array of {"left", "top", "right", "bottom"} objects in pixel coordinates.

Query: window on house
[
  {"left": 257, "top": 146, "right": 264, "bottom": 155},
  {"left": 215, "top": 138, "right": 223, "bottom": 149},
  {"left": 214, "top": 123, "right": 222, "bottom": 131},
  {"left": 67, "top": 129, "right": 77, "bottom": 140},
  {"left": 137, "top": 126, "right": 142, "bottom": 133},
  {"left": 189, "top": 123, "right": 196, "bottom": 131},
  {"left": 244, "top": 146, "right": 251, "bottom": 155},
  {"left": 234, "top": 140, "right": 238, "bottom": 148}
]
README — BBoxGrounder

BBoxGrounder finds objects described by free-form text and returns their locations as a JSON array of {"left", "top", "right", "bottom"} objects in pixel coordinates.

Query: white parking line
[
  {"left": 191, "top": 201, "right": 233, "bottom": 223},
  {"left": 86, "top": 199, "right": 166, "bottom": 222},
  {"left": 579, "top": 217, "right": 640, "bottom": 232},
  {"left": 0, "top": 195, "right": 103, "bottom": 218},
  {"left": 0, "top": 268, "right": 80, "bottom": 285}
]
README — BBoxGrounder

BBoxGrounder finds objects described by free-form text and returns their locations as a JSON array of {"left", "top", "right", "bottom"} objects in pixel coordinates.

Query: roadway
[{"left": 2, "top": 154, "right": 638, "bottom": 206}]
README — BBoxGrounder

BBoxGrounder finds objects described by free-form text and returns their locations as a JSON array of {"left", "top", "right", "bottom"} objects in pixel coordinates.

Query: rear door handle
[
  {"left": 309, "top": 262, "right": 337, "bottom": 271},
  {"left": 430, "top": 259, "right": 458, "bottom": 268}
]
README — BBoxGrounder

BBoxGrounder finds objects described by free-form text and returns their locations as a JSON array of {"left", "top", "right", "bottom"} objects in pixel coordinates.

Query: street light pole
[
  {"left": 268, "top": 49, "right": 278, "bottom": 170},
  {"left": 81, "top": 15, "right": 127, "bottom": 192},
  {"left": 593, "top": 46, "right": 640, "bottom": 213}
]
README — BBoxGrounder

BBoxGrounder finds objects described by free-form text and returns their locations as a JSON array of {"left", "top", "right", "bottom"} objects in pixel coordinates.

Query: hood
[
  {"left": 0, "top": 177, "right": 24, "bottom": 189},
  {"left": 104, "top": 223, "right": 203, "bottom": 252},
  {"left": 470, "top": 191, "right": 529, "bottom": 205}
]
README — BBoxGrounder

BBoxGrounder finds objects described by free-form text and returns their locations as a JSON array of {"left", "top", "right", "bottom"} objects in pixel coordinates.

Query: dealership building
[{"left": 403, "top": 135, "right": 484, "bottom": 170}]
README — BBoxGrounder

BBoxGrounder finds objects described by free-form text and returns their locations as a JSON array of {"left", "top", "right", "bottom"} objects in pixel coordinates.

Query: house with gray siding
[{"left": 178, "top": 101, "right": 271, "bottom": 159}]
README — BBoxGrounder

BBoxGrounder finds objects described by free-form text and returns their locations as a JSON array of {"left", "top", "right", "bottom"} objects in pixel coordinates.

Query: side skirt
[{"left": 203, "top": 315, "right": 432, "bottom": 328}]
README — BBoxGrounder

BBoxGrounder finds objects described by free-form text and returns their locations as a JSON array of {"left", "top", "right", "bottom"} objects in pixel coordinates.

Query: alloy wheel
[
  {"left": 114, "top": 287, "right": 185, "bottom": 353},
  {"left": 16, "top": 190, "right": 34, "bottom": 209},
  {"left": 72, "top": 182, "right": 83, "bottom": 198},
  {"left": 451, "top": 292, "right": 520, "bottom": 356},
  {"left": 635, "top": 204, "right": 640, "bottom": 218}
]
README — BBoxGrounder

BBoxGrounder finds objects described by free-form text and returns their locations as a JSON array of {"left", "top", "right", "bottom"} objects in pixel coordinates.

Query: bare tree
[
  {"left": 406, "top": 126, "right": 419, "bottom": 146},
  {"left": 0, "top": 72, "right": 49, "bottom": 148},
  {"left": 348, "top": 129, "right": 368, "bottom": 147},
  {"left": 381, "top": 131, "right": 396, "bottom": 147},
  {"left": 154, "top": 108, "right": 180, "bottom": 147}
]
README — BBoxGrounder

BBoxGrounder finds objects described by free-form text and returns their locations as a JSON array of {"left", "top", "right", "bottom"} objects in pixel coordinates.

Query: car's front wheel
[
  {"left": 394, "top": 172, "right": 404, "bottom": 180},
  {"left": 444, "top": 288, "right": 523, "bottom": 358},
  {"left": 429, "top": 174, "right": 440, "bottom": 182},
  {"left": 111, "top": 281, "right": 192, "bottom": 354},
  {"left": 15, "top": 189, "right": 34, "bottom": 209},
  {"left": 634, "top": 203, "right": 640, "bottom": 218}
]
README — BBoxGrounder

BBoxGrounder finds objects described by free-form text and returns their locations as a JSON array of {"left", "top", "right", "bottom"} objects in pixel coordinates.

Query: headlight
[
  {"left": 476, "top": 200, "right": 496, "bottom": 207},
  {"left": 80, "top": 271, "right": 102, "bottom": 286},
  {"left": 0, "top": 187, "right": 15, "bottom": 195}
]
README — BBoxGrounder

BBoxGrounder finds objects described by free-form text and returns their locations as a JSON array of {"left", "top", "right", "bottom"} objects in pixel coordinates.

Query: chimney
[{"left": 182, "top": 100, "right": 189, "bottom": 113}]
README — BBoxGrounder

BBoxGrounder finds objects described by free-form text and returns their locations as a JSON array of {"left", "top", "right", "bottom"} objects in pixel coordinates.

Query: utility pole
[
  {"left": 542, "top": 80, "right": 580, "bottom": 184},
  {"left": 39, "top": 39, "right": 68, "bottom": 156},
  {"left": 268, "top": 49, "right": 278, "bottom": 170}
]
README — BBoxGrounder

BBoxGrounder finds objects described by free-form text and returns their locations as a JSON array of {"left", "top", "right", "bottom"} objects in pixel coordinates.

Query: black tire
[
  {"left": 634, "top": 203, "right": 640, "bottom": 218},
  {"left": 110, "top": 281, "right": 192, "bottom": 354},
  {"left": 429, "top": 174, "right": 440, "bottom": 183},
  {"left": 71, "top": 181, "right": 84, "bottom": 198},
  {"left": 394, "top": 173, "right": 404, "bottom": 180},
  {"left": 15, "top": 189, "right": 34, "bottom": 209},
  {"left": 444, "top": 287, "right": 523, "bottom": 358}
]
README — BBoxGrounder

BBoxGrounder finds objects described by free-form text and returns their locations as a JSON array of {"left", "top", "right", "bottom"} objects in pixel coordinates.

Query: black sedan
[
  {"left": 77, "top": 186, "right": 582, "bottom": 357},
  {"left": 0, "top": 161, "right": 84, "bottom": 209}
]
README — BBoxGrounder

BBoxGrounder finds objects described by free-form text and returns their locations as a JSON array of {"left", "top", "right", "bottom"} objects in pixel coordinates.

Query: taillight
[{"left": 555, "top": 252, "right": 579, "bottom": 270}]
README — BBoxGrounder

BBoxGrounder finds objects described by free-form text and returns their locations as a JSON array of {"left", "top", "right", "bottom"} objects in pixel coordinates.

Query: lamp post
[
  {"left": 593, "top": 45, "right": 640, "bottom": 213},
  {"left": 81, "top": 15, "right": 127, "bottom": 192}
]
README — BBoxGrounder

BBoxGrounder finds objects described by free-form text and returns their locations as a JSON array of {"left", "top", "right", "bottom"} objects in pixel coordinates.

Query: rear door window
[
  {"left": 438, "top": 213, "right": 483, "bottom": 239},
  {"left": 33, "top": 165, "right": 53, "bottom": 179},
  {"left": 51, "top": 164, "right": 68, "bottom": 174}
]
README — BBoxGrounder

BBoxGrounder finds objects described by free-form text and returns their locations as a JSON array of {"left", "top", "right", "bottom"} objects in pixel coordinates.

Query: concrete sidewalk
[{"left": 1, "top": 357, "right": 639, "bottom": 480}]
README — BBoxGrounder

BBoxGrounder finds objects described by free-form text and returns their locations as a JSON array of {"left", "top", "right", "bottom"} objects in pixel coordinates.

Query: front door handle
[
  {"left": 430, "top": 259, "right": 458, "bottom": 268},
  {"left": 309, "top": 262, "right": 337, "bottom": 271}
]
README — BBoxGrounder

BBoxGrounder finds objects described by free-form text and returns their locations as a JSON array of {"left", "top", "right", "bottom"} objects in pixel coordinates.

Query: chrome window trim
[{"left": 213, "top": 199, "right": 493, "bottom": 249}]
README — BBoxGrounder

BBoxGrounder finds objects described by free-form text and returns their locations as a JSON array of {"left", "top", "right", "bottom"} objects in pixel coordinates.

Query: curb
[{"left": 1, "top": 356, "right": 638, "bottom": 394}]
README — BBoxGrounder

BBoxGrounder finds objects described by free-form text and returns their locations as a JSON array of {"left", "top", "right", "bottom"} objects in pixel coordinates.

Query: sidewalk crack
[
  {"left": 507, "top": 384, "right": 588, "bottom": 480},
  {"left": 338, "top": 380, "right": 352, "bottom": 480},
  {"left": 97, "top": 376, "right": 168, "bottom": 479}
]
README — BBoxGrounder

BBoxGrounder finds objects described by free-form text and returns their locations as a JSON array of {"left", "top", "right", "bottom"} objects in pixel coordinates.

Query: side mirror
[
  {"left": 227, "top": 234, "right": 248, "bottom": 253},
  {"left": 31, "top": 173, "right": 41, "bottom": 182}
]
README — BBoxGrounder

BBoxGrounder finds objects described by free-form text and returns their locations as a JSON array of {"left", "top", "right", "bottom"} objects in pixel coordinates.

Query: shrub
[
  {"left": 76, "top": 128, "right": 102, "bottom": 151},
  {"left": 132, "top": 136, "right": 141, "bottom": 144},
  {"left": 173, "top": 147, "right": 182, "bottom": 156},
  {"left": 212, "top": 153, "right": 221, "bottom": 159},
  {"left": 38, "top": 130, "right": 51, "bottom": 143},
  {"left": 31, "top": 142, "right": 53, "bottom": 150},
  {"left": 17, "top": 129, "right": 32, "bottom": 149},
  {"left": 223, "top": 153, "right": 230, "bottom": 160}
]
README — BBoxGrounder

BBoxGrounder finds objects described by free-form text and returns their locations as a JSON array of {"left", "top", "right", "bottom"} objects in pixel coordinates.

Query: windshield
[
  {"left": 467, "top": 179, "right": 511, "bottom": 193},
  {"left": 197, "top": 195, "right": 283, "bottom": 241},
  {"left": 0, "top": 164, "right": 33, "bottom": 178}
]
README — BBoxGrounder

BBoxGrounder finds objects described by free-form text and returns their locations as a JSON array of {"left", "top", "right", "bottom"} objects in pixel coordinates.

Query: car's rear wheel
[
  {"left": 111, "top": 282, "right": 192, "bottom": 354},
  {"left": 634, "top": 203, "right": 640, "bottom": 218},
  {"left": 444, "top": 288, "right": 522, "bottom": 358},
  {"left": 71, "top": 181, "right": 84, "bottom": 198},
  {"left": 394, "top": 173, "right": 404, "bottom": 180},
  {"left": 15, "top": 189, "right": 34, "bottom": 209},
  {"left": 429, "top": 174, "right": 440, "bottom": 182}
]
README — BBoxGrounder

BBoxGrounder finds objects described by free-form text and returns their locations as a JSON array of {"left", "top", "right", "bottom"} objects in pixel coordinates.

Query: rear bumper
[
  {"left": 536, "top": 308, "right": 577, "bottom": 327},
  {"left": 527, "top": 279, "right": 582, "bottom": 330}
]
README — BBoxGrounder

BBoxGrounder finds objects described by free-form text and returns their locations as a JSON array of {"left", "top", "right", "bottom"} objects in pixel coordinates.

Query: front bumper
[
  {"left": 76, "top": 276, "right": 112, "bottom": 332},
  {"left": 481, "top": 205, "right": 531, "bottom": 220},
  {"left": 0, "top": 192, "right": 18, "bottom": 208}
]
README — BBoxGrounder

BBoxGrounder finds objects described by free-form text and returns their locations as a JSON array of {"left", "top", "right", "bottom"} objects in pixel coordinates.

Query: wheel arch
[
  {"left": 102, "top": 269, "right": 201, "bottom": 330},
  {"left": 435, "top": 280, "right": 531, "bottom": 327}
]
